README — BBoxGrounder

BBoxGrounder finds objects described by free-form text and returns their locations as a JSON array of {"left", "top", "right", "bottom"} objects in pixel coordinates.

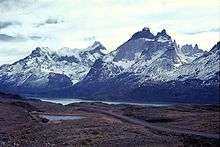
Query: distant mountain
[
  {"left": 0, "top": 27, "right": 218, "bottom": 103},
  {"left": 75, "top": 28, "right": 205, "bottom": 83},
  {"left": 0, "top": 41, "right": 107, "bottom": 95},
  {"left": 63, "top": 28, "right": 219, "bottom": 103}
]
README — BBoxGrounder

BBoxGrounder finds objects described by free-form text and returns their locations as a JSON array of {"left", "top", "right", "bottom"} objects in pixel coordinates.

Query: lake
[
  {"left": 41, "top": 98, "right": 170, "bottom": 106},
  {"left": 39, "top": 114, "right": 84, "bottom": 121}
]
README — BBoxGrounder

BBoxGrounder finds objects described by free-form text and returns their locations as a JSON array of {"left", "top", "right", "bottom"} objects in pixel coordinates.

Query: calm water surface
[
  {"left": 41, "top": 98, "right": 170, "bottom": 106},
  {"left": 40, "top": 114, "right": 84, "bottom": 121}
]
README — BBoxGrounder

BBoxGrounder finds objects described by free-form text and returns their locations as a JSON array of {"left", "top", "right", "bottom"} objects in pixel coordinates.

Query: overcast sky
[{"left": 0, "top": 0, "right": 219, "bottom": 65}]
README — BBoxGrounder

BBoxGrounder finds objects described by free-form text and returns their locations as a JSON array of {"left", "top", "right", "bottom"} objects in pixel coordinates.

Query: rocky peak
[
  {"left": 160, "top": 29, "right": 167, "bottom": 35},
  {"left": 89, "top": 41, "right": 107, "bottom": 52},
  {"left": 180, "top": 44, "right": 204, "bottom": 56},
  {"left": 194, "top": 44, "right": 199, "bottom": 50},
  {"left": 91, "top": 41, "right": 104, "bottom": 48},
  {"left": 30, "top": 47, "right": 50, "bottom": 58},
  {"left": 130, "top": 27, "right": 155, "bottom": 40},
  {"left": 142, "top": 27, "right": 150, "bottom": 31},
  {"left": 181, "top": 44, "right": 193, "bottom": 50},
  {"left": 156, "top": 29, "right": 171, "bottom": 41},
  {"left": 210, "top": 41, "right": 220, "bottom": 53}
]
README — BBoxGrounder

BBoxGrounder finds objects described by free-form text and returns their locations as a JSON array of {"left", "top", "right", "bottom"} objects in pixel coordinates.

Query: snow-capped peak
[
  {"left": 30, "top": 47, "right": 51, "bottom": 57},
  {"left": 57, "top": 41, "right": 107, "bottom": 57},
  {"left": 90, "top": 41, "right": 104, "bottom": 49},
  {"left": 86, "top": 41, "right": 107, "bottom": 54}
]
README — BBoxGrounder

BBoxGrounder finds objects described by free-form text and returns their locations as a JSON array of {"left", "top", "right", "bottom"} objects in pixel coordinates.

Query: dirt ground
[{"left": 0, "top": 93, "right": 219, "bottom": 147}]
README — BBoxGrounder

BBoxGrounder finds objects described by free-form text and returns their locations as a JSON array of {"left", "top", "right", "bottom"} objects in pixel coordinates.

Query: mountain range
[
  {"left": 0, "top": 41, "right": 107, "bottom": 94},
  {"left": 0, "top": 27, "right": 219, "bottom": 103}
]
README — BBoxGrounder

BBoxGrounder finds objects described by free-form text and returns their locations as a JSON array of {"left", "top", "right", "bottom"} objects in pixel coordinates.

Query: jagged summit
[
  {"left": 157, "top": 29, "right": 169, "bottom": 36},
  {"left": 91, "top": 41, "right": 103, "bottom": 47},
  {"left": 130, "top": 27, "right": 155, "bottom": 40},
  {"left": 128, "top": 27, "right": 174, "bottom": 43},
  {"left": 142, "top": 27, "right": 150, "bottom": 31},
  {"left": 88, "top": 41, "right": 107, "bottom": 52},
  {"left": 156, "top": 29, "right": 172, "bottom": 42},
  {"left": 30, "top": 47, "right": 51, "bottom": 57},
  {"left": 33, "top": 47, "right": 50, "bottom": 52},
  {"left": 210, "top": 41, "right": 220, "bottom": 53},
  {"left": 113, "top": 27, "right": 183, "bottom": 64},
  {"left": 179, "top": 44, "right": 204, "bottom": 58},
  {"left": 129, "top": 27, "right": 173, "bottom": 43},
  {"left": 57, "top": 41, "right": 107, "bottom": 57},
  {"left": 194, "top": 44, "right": 199, "bottom": 50}
]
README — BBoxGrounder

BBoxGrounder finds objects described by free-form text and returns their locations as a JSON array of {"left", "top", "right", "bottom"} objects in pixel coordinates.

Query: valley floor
[{"left": 0, "top": 94, "right": 219, "bottom": 147}]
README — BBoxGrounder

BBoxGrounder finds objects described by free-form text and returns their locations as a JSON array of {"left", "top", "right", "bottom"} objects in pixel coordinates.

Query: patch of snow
[
  {"left": 143, "top": 38, "right": 154, "bottom": 41},
  {"left": 113, "top": 60, "right": 135, "bottom": 69},
  {"left": 157, "top": 36, "right": 170, "bottom": 43}
]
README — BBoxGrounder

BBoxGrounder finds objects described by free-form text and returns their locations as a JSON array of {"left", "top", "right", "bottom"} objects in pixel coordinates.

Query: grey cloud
[
  {"left": 0, "top": 21, "right": 21, "bottom": 29},
  {"left": 0, "top": 34, "right": 26, "bottom": 42},
  {"left": 185, "top": 28, "right": 220, "bottom": 35},
  {"left": 36, "top": 18, "right": 64, "bottom": 27},
  {"left": 29, "top": 35, "right": 42, "bottom": 40},
  {"left": 46, "top": 19, "right": 59, "bottom": 24},
  {"left": 0, "top": 21, "right": 12, "bottom": 29},
  {"left": 0, "top": 0, "right": 37, "bottom": 12},
  {"left": 0, "top": 34, "right": 44, "bottom": 42}
]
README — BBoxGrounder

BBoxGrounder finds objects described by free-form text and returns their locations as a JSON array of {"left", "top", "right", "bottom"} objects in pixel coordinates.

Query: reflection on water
[
  {"left": 40, "top": 115, "right": 84, "bottom": 121},
  {"left": 41, "top": 98, "right": 170, "bottom": 106}
]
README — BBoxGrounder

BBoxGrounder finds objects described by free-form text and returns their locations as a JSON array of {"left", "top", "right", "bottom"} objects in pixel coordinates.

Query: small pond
[{"left": 40, "top": 115, "right": 84, "bottom": 121}]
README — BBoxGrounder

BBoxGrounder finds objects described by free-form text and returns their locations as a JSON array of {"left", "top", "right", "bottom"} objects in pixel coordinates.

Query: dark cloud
[
  {"left": 0, "top": 21, "right": 12, "bottom": 29},
  {"left": 46, "top": 19, "right": 59, "bottom": 24},
  {"left": 0, "top": 21, "right": 21, "bottom": 29},
  {"left": 0, "top": 34, "right": 26, "bottom": 42},
  {"left": 0, "top": 34, "right": 43, "bottom": 42},
  {"left": 36, "top": 18, "right": 64, "bottom": 27},
  {"left": 185, "top": 28, "right": 220, "bottom": 35},
  {"left": 29, "top": 35, "right": 42, "bottom": 40},
  {"left": 0, "top": 34, "right": 15, "bottom": 41}
]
